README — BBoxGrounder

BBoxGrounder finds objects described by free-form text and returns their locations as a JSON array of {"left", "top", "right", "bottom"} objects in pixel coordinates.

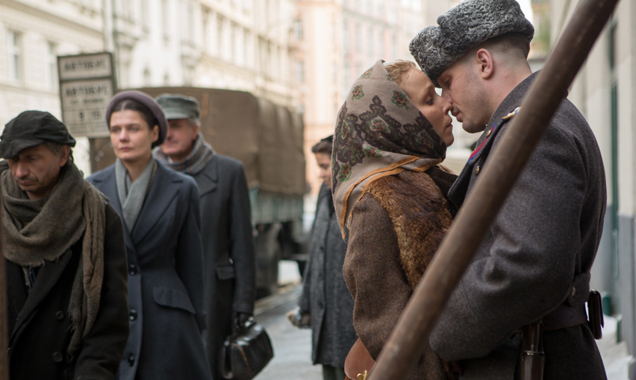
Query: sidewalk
[{"left": 598, "top": 316, "right": 634, "bottom": 380}]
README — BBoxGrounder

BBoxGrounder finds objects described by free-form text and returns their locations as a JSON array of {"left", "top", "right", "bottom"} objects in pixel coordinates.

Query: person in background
[
  {"left": 88, "top": 91, "right": 212, "bottom": 379},
  {"left": 287, "top": 135, "right": 357, "bottom": 380},
  {"left": 410, "top": 0, "right": 607, "bottom": 378},
  {"left": 1, "top": 110, "right": 129, "bottom": 379},
  {"left": 332, "top": 59, "right": 458, "bottom": 380},
  {"left": 154, "top": 93, "right": 256, "bottom": 378}
]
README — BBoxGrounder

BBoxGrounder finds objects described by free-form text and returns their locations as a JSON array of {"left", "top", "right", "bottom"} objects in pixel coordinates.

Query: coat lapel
[
  {"left": 131, "top": 162, "right": 181, "bottom": 245},
  {"left": 11, "top": 248, "right": 75, "bottom": 338},
  {"left": 89, "top": 167, "right": 137, "bottom": 257},
  {"left": 195, "top": 156, "right": 218, "bottom": 196}
]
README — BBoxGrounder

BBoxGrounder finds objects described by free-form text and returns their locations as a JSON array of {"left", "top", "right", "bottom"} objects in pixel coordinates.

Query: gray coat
[
  {"left": 299, "top": 185, "right": 357, "bottom": 368},
  {"left": 429, "top": 72, "right": 607, "bottom": 379},
  {"left": 190, "top": 154, "right": 256, "bottom": 377},
  {"left": 88, "top": 162, "right": 212, "bottom": 380}
]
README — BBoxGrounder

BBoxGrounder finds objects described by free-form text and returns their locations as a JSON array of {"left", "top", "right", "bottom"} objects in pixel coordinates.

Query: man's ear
[
  {"left": 59, "top": 145, "right": 71, "bottom": 167},
  {"left": 475, "top": 48, "right": 494, "bottom": 79}
]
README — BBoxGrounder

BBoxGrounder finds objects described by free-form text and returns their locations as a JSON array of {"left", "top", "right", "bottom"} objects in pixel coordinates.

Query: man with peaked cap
[
  {"left": 0, "top": 111, "right": 129, "bottom": 379},
  {"left": 410, "top": 0, "right": 607, "bottom": 379},
  {"left": 154, "top": 93, "right": 256, "bottom": 378}
]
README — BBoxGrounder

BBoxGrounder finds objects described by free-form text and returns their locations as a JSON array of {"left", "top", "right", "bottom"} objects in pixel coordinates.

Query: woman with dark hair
[
  {"left": 333, "top": 60, "right": 458, "bottom": 380},
  {"left": 88, "top": 90, "right": 212, "bottom": 380}
]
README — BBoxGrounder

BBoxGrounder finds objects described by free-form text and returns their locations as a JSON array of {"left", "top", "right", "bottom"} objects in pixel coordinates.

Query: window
[
  {"left": 46, "top": 41, "right": 58, "bottom": 90},
  {"left": 296, "top": 60, "right": 304, "bottom": 83},
  {"left": 8, "top": 30, "right": 22, "bottom": 82},
  {"left": 162, "top": 0, "right": 170, "bottom": 40}
]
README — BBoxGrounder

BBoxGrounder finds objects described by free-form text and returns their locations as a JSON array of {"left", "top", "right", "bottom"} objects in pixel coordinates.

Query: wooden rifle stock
[{"left": 367, "top": 1, "right": 620, "bottom": 379}]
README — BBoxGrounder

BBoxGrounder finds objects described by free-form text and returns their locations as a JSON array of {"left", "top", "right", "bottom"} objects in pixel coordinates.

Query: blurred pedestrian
[
  {"left": 287, "top": 135, "right": 357, "bottom": 380},
  {"left": 332, "top": 60, "right": 458, "bottom": 380},
  {"left": 88, "top": 91, "right": 212, "bottom": 380},
  {"left": 410, "top": 0, "right": 607, "bottom": 378},
  {"left": 154, "top": 93, "right": 256, "bottom": 378},
  {"left": 1, "top": 110, "right": 129, "bottom": 379}
]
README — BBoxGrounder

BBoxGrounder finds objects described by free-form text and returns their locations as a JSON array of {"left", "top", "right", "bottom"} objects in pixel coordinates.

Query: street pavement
[
  {"left": 255, "top": 261, "right": 635, "bottom": 380},
  {"left": 253, "top": 262, "right": 322, "bottom": 379}
]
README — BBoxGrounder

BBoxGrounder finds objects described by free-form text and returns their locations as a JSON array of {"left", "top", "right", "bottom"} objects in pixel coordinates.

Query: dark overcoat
[
  {"left": 189, "top": 154, "right": 256, "bottom": 376},
  {"left": 88, "top": 161, "right": 212, "bottom": 380},
  {"left": 298, "top": 184, "right": 356, "bottom": 368},
  {"left": 429, "top": 72, "right": 608, "bottom": 379},
  {"left": 6, "top": 199, "right": 129, "bottom": 380}
]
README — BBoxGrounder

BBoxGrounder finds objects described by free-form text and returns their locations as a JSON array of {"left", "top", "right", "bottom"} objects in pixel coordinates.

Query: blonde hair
[{"left": 384, "top": 60, "right": 417, "bottom": 87}]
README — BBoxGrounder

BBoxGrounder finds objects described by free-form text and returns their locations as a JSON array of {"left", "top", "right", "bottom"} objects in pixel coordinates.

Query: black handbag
[{"left": 220, "top": 317, "right": 274, "bottom": 379}]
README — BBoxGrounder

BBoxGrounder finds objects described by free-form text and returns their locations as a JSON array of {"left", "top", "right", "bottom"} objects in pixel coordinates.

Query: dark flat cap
[
  {"left": 0, "top": 111, "right": 76, "bottom": 159},
  {"left": 410, "top": 0, "right": 534, "bottom": 85},
  {"left": 156, "top": 93, "right": 200, "bottom": 120},
  {"left": 105, "top": 90, "right": 167, "bottom": 147}
]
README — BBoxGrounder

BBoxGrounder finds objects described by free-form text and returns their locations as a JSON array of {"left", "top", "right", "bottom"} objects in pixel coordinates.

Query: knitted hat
[
  {"left": 410, "top": 0, "right": 534, "bottom": 85},
  {"left": 105, "top": 90, "right": 168, "bottom": 148}
]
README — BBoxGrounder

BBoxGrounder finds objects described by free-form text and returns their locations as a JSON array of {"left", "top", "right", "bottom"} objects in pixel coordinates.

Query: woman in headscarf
[
  {"left": 87, "top": 91, "right": 212, "bottom": 380},
  {"left": 334, "top": 60, "right": 458, "bottom": 380}
]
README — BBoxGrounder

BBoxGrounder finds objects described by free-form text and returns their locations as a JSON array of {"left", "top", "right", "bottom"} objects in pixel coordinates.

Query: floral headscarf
[{"left": 332, "top": 60, "right": 448, "bottom": 236}]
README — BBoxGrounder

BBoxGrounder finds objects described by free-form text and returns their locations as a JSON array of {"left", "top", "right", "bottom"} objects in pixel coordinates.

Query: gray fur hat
[{"left": 410, "top": 0, "right": 534, "bottom": 85}]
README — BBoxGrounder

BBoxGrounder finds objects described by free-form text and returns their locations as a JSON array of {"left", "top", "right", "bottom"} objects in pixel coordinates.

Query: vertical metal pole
[{"left": 0, "top": 191, "right": 9, "bottom": 379}]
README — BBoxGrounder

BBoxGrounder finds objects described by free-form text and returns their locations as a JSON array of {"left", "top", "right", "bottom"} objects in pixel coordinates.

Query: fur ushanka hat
[{"left": 410, "top": 0, "right": 534, "bottom": 86}]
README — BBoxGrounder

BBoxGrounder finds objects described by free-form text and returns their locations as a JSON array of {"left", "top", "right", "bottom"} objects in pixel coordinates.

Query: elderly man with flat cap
[
  {"left": 0, "top": 111, "right": 129, "bottom": 380},
  {"left": 153, "top": 93, "right": 256, "bottom": 378},
  {"left": 410, "top": 0, "right": 607, "bottom": 379}
]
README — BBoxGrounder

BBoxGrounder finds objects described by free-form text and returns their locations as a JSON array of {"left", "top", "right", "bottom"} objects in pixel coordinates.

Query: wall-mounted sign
[{"left": 58, "top": 52, "right": 116, "bottom": 138}]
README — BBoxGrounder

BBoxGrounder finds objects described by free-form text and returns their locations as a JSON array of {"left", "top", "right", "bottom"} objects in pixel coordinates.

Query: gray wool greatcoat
[
  {"left": 6, "top": 200, "right": 129, "bottom": 380},
  {"left": 88, "top": 161, "right": 212, "bottom": 380},
  {"left": 299, "top": 184, "right": 357, "bottom": 368},
  {"left": 187, "top": 154, "right": 256, "bottom": 377},
  {"left": 429, "top": 72, "right": 607, "bottom": 379}
]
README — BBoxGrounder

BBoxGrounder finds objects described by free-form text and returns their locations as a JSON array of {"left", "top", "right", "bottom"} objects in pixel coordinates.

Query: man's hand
[
  {"left": 286, "top": 308, "right": 311, "bottom": 329},
  {"left": 233, "top": 312, "right": 252, "bottom": 332}
]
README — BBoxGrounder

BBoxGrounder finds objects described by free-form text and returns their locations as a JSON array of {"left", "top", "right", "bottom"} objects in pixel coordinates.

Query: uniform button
[
  {"left": 55, "top": 311, "right": 65, "bottom": 320},
  {"left": 129, "top": 309, "right": 138, "bottom": 321},
  {"left": 474, "top": 166, "right": 481, "bottom": 175},
  {"left": 129, "top": 264, "right": 138, "bottom": 276},
  {"left": 52, "top": 352, "right": 64, "bottom": 363},
  {"left": 128, "top": 354, "right": 135, "bottom": 366}
]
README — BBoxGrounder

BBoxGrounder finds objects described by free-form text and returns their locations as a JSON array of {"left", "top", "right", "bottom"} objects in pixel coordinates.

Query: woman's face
[
  {"left": 109, "top": 109, "right": 159, "bottom": 165},
  {"left": 400, "top": 68, "right": 454, "bottom": 147}
]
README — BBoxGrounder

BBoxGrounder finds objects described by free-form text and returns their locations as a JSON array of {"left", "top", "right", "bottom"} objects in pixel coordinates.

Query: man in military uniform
[
  {"left": 410, "top": 0, "right": 607, "bottom": 379},
  {"left": 154, "top": 94, "right": 256, "bottom": 379}
]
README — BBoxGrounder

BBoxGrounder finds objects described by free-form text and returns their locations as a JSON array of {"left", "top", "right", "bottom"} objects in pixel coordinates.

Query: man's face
[
  {"left": 314, "top": 152, "right": 332, "bottom": 189},
  {"left": 437, "top": 59, "right": 490, "bottom": 134},
  {"left": 109, "top": 110, "right": 159, "bottom": 165},
  {"left": 8, "top": 143, "right": 69, "bottom": 200},
  {"left": 161, "top": 118, "right": 199, "bottom": 162}
]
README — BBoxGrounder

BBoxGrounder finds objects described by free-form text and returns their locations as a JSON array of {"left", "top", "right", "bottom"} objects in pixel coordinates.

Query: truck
[{"left": 89, "top": 87, "right": 307, "bottom": 298}]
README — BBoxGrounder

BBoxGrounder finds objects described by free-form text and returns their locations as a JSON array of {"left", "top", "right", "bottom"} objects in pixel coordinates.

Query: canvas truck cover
[{"left": 124, "top": 87, "right": 307, "bottom": 197}]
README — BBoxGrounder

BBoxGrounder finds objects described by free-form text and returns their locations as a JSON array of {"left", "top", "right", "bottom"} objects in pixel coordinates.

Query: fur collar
[{"left": 365, "top": 169, "right": 454, "bottom": 289}]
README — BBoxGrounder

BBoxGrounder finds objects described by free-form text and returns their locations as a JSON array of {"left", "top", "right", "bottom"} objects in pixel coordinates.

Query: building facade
[{"left": 549, "top": 0, "right": 635, "bottom": 377}]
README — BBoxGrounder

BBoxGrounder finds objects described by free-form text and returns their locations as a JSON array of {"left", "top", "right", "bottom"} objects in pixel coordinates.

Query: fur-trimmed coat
[{"left": 343, "top": 166, "right": 457, "bottom": 380}]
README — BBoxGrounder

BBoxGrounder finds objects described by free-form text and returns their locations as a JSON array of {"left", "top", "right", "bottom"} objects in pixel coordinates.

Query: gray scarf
[
  {"left": 0, "top": 160, "right": 106, "bottom": 356},
  {"left": 115, "top": 158, "right": 157, "bottom": 233},
  {"left": 153, "top": 132, "right": 214, "bottom": 175}
]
